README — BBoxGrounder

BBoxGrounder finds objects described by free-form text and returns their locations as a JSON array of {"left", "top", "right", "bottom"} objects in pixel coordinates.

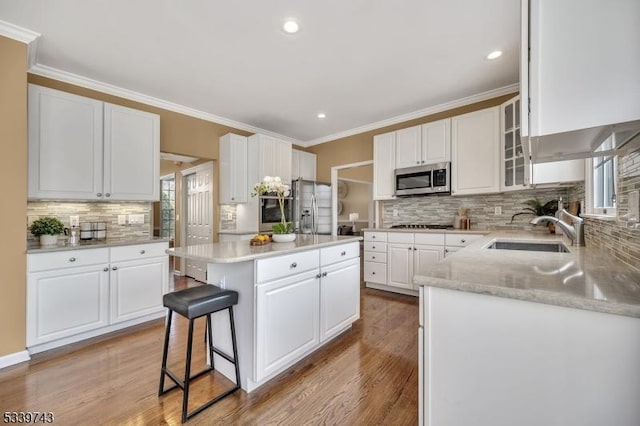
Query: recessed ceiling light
[
  {"left": 317, "top": 113, "right": 326, "bottom": 119},
  {"left": 283, "top": 19, "right": 299, "bottom": 34},
  {"left": 486, "top": 50, "right": 503, "bottom": 60}
]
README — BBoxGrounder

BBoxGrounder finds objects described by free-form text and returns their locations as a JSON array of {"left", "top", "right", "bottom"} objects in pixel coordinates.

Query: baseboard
[
  {"left": 365, "top": 282, "right": 418, "bottom": 297},
  {"left": 0, "top": 350, "right": 31, "bottom": 370}
]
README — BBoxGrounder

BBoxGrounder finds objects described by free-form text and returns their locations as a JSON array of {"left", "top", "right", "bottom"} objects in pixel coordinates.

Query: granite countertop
[
  {"left": 218, "top": 229, "right": 258, "bottom": 235},
  {"left": 168, "top": 235, "right": 363, "bottom": 264},
  {"left": 414, "top": 230, "right": 640, "bottom": 319},
  {"left": 27, "top": 237, "right": 171, "bottom": 253}
]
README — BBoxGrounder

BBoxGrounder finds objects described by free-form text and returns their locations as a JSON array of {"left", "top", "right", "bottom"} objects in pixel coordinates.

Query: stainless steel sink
[{"left": 487, "top": 241, "right": 570, "bottom": 253}]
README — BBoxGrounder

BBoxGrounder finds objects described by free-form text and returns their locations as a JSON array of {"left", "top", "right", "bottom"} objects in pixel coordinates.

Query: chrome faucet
[{"left": 530, "top": 209, "right": 586, "bottom": 246}]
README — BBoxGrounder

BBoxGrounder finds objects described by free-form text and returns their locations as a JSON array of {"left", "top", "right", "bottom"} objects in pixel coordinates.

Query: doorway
[
  {"left": 330, "top": 161, "right": 374, "bottom": 236},
  {"left": 181, "top": 161, "right": 214, "bottom": 282}
]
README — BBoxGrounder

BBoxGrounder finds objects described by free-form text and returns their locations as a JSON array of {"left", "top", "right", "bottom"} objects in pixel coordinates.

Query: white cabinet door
[
  {"left": 109, "top": 256, "right": 168, "bottom": 324},
  {"left": 103, "top": 103, "right": 160, "bottom": 201},
  {"left": 254, "top": 135, "right": 292, "bottom": 183},
  {"left": 291, "top": 149, "right": 300, "bottom": 180},
  {"left": 532, "top": 160, "right": 584, "bottom": 185},
  {"left": 422, "top": 119, "right": 451, "bottom": 164},
  {"left": 387, "top": 243, "right": 413, "bottom": 289},
  {"left": 220, "top": 133, "right": 248, "bottom": 203},
  {"left": 28, "top": 84, "right": 104, "bottom": 200},
  {"left": 451, "top": 107, "right": 501, "bottom": 196},
  {"left": 413, "top": 245, "right": 443, "bottom": 287},
  {"left": 320, "top": 257, "right": 360, "bottom": 342},
  {"left": 276, "top": 139, "right": 293, "bottom": 184},
  {"left": 395, "top": 125, "right": 422, "bottom": 169},
  {"left": 27, "top": 264, "right": 109, "bottom": 346},
  {"left": 298, "top": 150, "right": 317, "bottom": 181},
  {"left": 500, "top": 96, "right": 530, "bottom": 191},
  {"left": 373, "top": 131, "right": 397, "bottom": 200},
  {"left": 526, "top": 0, "right": 640, "bottom": 138},
  {"left": 255, "top": 269, "right": 320, "bottom": 381}
]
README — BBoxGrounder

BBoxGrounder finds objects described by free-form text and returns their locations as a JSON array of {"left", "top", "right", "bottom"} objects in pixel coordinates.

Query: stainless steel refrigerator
[{"left": 292, "top": 179, "right": 332, "bottom": 235}]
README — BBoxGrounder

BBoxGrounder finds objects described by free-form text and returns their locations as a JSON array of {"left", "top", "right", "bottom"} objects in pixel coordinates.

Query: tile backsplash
[
  {"left": 382, "top": 187, "right": 572, "bottom": 228},
  {"left": 27, "top": 202, "right": 152, "bottom": 242}
]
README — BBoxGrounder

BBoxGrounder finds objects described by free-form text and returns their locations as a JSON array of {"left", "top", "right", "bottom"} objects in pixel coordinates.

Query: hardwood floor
[{"left": 0, "top": 275, "right": 419, "bottom": 425}]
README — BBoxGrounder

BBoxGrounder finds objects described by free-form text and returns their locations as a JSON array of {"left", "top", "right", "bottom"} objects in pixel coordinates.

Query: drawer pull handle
[
  {"left": 103, "top": 267, "right": 109, "bottom": 272},
  {"left": 461, "top": 239, "right": 466, "bottom": 243},
  {"left": 69, "top": 257, "right": 76, "bottom": 262},
  {"left": 140, "top": 250, "right": 146, "bottom": 254},
  {"left": 112, "top": 266, "right": 118, "bottom": 271},
  {"left": 341, "top": 251, "right": 346, "bottom": 256},
  {"left": 290, "top": 262, "right": 297, "bottom": 268}
]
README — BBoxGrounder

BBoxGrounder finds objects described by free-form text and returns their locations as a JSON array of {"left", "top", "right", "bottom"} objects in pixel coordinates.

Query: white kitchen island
[{"left": 167, "top": 234, "right": 362, "bottom": 392}]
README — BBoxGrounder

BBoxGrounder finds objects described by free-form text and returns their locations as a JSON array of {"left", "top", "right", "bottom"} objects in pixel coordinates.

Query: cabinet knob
[
  {"left": 112, "top": 266, "right": 118, "bottom": 271},
  {"left": 461, "top": 239, "right": 466, "bottom": 243},
  {"left": 322, "top": 271, "right": 328, "bottom": 277},
  {"left": 231, "top": 197, "right": 235, "bottom": 200},
  {"left": 445, "top": 249, "right": 449, "bottom": 253},
  {"left": 103, "top": 267, "right": 109, "bottom": 272},
  {"left": 372, "top": 271, "right": 376, "bottom": 275},
  {"left": 416, "top": 161, "right": 420, "bottom": 164},
  {"left": 316, "top": 273, "right": 322, "bottom": 279},
  {"left": 290, "top": 262, "right": 297, "bottom": 269},
  {"left": 372, "top": 235, "right": 376, "bottom": 239},
  {"left": 69, "top": 257, "right": 76, "bottom": 262},
  {"left": 372, "top": 256, "right": 376, "bottom": 259},
  {"left": 372, "top": 246, "right": 376, "bottom": 249},
  {"left": 105, "top": 193, "right": 111, "bottom": 197},
  {"left": 140, "top": 250, "right": 146, "bottom": 254},
  {"left": 408, "top": 247, "right": 412, "bottom": 251},
  {"left": 341, "top": 251, "right": 346, "bottom": 256},
  {"left": 413, "top": 247, "right": 417, "bottom": 251},
  {"left": 421, "top": 160, "right": 425, "bottom": 164},
  {"left": 97, "top": 193, "right": 102, "bottom": 197}
]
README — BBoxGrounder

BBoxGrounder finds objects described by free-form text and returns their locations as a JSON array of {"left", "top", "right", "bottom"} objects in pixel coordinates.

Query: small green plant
[
  {"left": 511, "top": 199, "right": 558, "bottom": 223},
  {"left": 30, "top": 217, "right": 65, "bottom": 236}
]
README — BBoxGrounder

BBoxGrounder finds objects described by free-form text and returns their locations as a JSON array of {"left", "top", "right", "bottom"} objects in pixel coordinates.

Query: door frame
[
  {"left": 330, "top": 160, "right": 374, "bottom": 236},
  {"left": 179, "top": 161, "right": 214, "bottom": 277}
]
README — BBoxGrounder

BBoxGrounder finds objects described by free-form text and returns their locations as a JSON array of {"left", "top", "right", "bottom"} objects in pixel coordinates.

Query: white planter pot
[
  {"left": 40, "top": 234, "right": 59, "bottom": 246},
  {"left": 272, "top": 233, "right": 296, "bottom": 243}
]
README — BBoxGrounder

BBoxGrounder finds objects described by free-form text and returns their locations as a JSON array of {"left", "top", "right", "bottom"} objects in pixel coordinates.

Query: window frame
[{"left": 584, "top": 136, "right": 618, "bottom": 218}]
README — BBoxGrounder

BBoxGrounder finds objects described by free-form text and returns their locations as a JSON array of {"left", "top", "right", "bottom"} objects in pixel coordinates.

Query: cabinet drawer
[
  {"left": 320, "top": 242, "right": 359, "bottom": 266},
  {"left": 364, "top": 261, "right": 387, "bottom": 284},
  {"left": 445, "top": 233, "right": 484, "bottom": 247},
  {"left": 414, "top": 233, "right": 445, "bottom": 245},
  {"left": 388, "top": 232, "right": 414, "bottom": 244},
  {"left": 28, "top": 248, "right": 110, "bottom": 272},
  {"left": 110, "top": 242, "right": 169, "bottom": 262},
  {"left": 364, "top": 252, "right": 387, "bottom": 263},
  {"left": 256, "top": 249, "right": 320, "bottom": 283},
  {"left": 364, "top": 241, "right": 387, "bottom": 253},
  {"left": 364, "top": 231, "right": 387, "bottom": 242}
]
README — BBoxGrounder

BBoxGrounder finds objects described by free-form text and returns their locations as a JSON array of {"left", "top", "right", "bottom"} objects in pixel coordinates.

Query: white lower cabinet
[
  {"left": 254, "top": 242, "right": 360, "bottom": 382},
  {"left": 388, "top": 243, "right": 414, "bottom": 290},
  {"left": 255, "top": 269, "right": 320, "bottom": 381},
  {"left": 27, "top": 242, "right": 169, "bottom": 352},
  {"left": 27, "top": 264, "right": 110, "bottom": 346}
]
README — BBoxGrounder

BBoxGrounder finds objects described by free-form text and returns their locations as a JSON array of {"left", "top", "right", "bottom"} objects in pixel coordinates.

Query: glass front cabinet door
[{"left": 501, "top": 95, "right": 529, "bottom": 191}]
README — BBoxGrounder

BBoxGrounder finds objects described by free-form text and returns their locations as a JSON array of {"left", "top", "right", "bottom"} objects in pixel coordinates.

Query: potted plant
[
  {"left": 252, "top": 176, "right": 295, "bottom": 242},
  {"left": 30, "top": 216, "right": 65, "bottom": 245}
]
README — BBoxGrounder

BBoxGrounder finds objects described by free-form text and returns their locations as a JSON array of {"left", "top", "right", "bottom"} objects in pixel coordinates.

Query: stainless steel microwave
[
  {"left": 259, "top": 195, "right": 293, "bottom": 232},
  {"left": 394, "top": 162, "right": 451, "bottom": 196}
]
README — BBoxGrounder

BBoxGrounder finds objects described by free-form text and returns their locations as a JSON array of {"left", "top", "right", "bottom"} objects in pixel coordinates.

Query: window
[
  {"left": 585, "top": 135, "right": 617, "bottom": 216},
  {"left": 160, "top": 176, "right": 175, "bottom": 239}
]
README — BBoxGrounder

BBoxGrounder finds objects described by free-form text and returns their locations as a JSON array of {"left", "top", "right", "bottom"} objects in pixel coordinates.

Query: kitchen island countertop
[
  {"left": 414, "top": 230, "right": 640, "bottom": 318},
  {"left": 26, "top": 236, "right": 171, "bottom": 253}
]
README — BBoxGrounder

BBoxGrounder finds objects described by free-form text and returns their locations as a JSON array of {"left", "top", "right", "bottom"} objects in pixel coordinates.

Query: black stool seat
[
  {"left": 163, "top": 285, "right": 238, "bottom": 319},
  {"left": 159, "top": 285, "right": 241, "bottom": 423}
]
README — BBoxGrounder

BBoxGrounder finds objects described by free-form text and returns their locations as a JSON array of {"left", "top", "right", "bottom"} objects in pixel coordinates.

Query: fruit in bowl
[{"left": 250, "top": 234, "right": 271, "bottom": 245}]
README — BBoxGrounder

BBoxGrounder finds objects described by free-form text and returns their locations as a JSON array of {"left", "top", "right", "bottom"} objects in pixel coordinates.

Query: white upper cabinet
[
  {"left": 395, "top": 125, "right": 422, "bottom": 169},
  {"left": 219, "top": 133, "right": 248, "bottom": 203},
  {"left": 373, "top": 131, "right": 396, "bottom": 200},
  {"left": 451, "top": 106, "right": 501, "bottom": 196},
  {"left": 291, "top": 149, "right": 317, "bottom": 181},
  {"left": 249, "top": 134, "right": 292, "bottom": 184},
  {"left": 522, "top": 0, "right": 640, "bottom": 156},
  {"left": 28, "top": 84, "right": 160, "bottom": 201},
  {"left": 395, "top": 120, "right": 451, "bottom": 169},
  {"left": 103, "top": 104, "right": 160, "bottom": 201},
  {"left": 500, "top": 96, "right": 529, "bottom": 191}
]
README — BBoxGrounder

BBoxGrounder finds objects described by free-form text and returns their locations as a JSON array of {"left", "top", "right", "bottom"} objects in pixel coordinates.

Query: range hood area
[{"left": 528, "top": 120, "right": 640, "bottom": 164}]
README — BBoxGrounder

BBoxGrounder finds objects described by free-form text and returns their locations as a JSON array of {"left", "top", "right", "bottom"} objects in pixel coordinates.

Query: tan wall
[
  {"left": 339, "top": 164, "right": 373, "bottom": 182},
  {"left": 0, "top": 37, "right": 27, "bottom": 356},
  {"left": 308, "top": 94, "right": 517, "bottom": 182}
]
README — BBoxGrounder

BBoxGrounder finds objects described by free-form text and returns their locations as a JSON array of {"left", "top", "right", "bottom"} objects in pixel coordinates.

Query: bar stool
[{"left": 158, "top": 285, "right": 240, "bottom": 423}]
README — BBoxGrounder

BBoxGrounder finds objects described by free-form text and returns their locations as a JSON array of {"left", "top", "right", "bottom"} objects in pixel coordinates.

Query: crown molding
[
  {"left": 300, "top": 83, "right": 520, "bottom": 147},
  {"left": 0, "top": 19, "right": 40, "bottom": 44},
  {"left": 27, "top": 63, "right": 302, "bottom": 145}
]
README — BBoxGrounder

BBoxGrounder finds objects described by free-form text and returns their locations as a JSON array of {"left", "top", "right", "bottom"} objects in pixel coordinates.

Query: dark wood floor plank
[{"left": 0, "top": 277, "right": 419, "bottom": 425}]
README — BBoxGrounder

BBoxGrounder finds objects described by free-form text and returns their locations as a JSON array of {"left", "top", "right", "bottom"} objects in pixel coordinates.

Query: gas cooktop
[{"left": 390, "top": 224, "right": 453, "bottom": 230}]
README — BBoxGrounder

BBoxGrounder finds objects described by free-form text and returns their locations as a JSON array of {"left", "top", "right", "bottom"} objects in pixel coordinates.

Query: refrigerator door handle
[{"left": 311, "top": 193, "right": 318, "bottom": 234}]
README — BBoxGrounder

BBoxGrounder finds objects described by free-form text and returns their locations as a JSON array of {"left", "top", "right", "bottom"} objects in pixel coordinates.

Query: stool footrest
[
  {"left": 185, "top": 384, "right": 240, "bottom": 421},
  {"left": 159, "top": 366, "right": 215, "bottom": 395},
  {"left": 211, "top": 346, "right": 236, "bottom": 364}
]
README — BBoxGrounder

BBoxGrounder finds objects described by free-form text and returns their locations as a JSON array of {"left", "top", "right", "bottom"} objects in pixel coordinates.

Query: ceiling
[{"left": 0, "top": 0, "right": 520, "bottom": 145}]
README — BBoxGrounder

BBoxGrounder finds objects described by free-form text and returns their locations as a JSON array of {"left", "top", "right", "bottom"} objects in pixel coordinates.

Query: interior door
[{"left": 184, "top": 163, "right": 213, "bottom": 282}]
